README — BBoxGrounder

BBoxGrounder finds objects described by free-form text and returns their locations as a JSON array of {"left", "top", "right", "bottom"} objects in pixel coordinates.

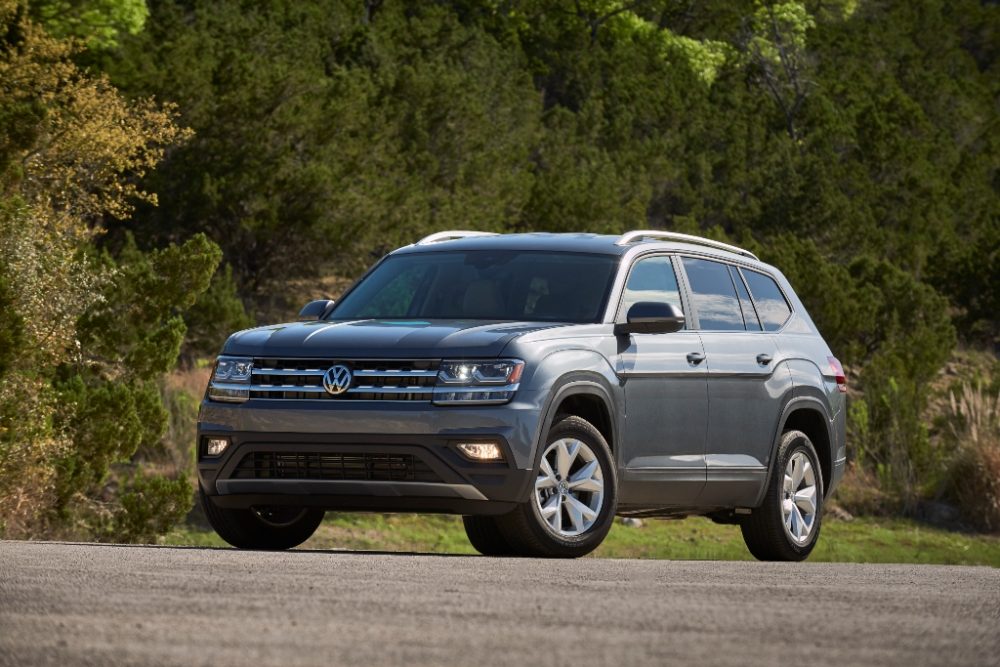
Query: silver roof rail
[
  {"left": 616, "top": 230, "right": 759, "bottom": 260},
  {"left": 415, "top": 230, "right": 499, "bottom": 245}
]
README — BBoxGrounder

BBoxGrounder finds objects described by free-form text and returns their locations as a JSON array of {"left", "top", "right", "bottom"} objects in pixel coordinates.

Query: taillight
[{"left": 828, "top": 356, "right": 847, "bottom": 393}]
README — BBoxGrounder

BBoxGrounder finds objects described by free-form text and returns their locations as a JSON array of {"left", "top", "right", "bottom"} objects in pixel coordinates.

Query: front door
[{"left": 614, "top": 255, "right": 708, "bottom": 506}]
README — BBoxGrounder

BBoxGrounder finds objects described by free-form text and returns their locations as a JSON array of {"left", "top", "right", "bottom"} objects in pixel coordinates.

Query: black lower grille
[{"left": 232, "top": 451, "right": 441, "bottom": 483}]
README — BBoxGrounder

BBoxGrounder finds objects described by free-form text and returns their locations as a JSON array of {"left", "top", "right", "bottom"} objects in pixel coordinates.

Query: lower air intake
[{"left": 231, "top": 452, "right": 442, "bottom": 483}]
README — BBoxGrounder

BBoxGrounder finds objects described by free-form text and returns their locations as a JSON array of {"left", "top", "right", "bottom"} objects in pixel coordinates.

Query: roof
[
  {"left": 392, "top": 231, "right": 761, "bottom": 263},
  {"left": 393, "top": 232, "right": 628, "bottom": 256}
]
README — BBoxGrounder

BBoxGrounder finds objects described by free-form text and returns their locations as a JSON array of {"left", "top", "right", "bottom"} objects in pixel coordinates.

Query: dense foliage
[
  {"left": 0, "top": 0, "right": 217, "bottom": 538},
  {"left": 0, "top": 0, "right": 997, "bottom": 538}
]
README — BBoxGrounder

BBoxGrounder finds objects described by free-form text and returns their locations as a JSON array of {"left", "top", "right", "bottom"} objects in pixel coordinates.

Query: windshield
[{"left": 329, "top": 250, "right": 619, "bottom": 323}]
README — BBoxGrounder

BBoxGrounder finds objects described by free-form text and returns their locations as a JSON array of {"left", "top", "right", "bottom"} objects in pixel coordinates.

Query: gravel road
[{"left": 1, "top": 540, "right": 997, "bottom": 667}]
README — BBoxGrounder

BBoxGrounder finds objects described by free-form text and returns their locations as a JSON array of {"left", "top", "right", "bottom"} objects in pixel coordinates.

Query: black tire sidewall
[{"left": 462, "top": 515, "right": 514, "bottom": 556}]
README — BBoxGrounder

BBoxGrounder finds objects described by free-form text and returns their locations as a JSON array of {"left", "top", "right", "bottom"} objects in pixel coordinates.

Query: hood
[{"left": 222, "top": 319, "right": 561, "bottom": 359}]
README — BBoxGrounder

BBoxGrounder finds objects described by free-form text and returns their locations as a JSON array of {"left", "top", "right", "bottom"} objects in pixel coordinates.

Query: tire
[
  {"left": 493, "top": 415, "right": 617, "bottom": 558},
  {"left": 741, "top": 430, "right": 824, "bottom": 561},
  {"left": 200, "top": 485, "right": 324, "bottom": 550},
  {"left": 462, "top": 515, "right": 515, "bottom": 556}
]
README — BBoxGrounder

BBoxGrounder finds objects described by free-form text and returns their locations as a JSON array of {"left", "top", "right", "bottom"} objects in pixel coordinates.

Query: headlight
[
  {"left": 434, "top": 359, "right": 524, "bottom": 405},
  {"left": 213, "top": 356, "right": 253, "bottom": 382},
  {"left": 208, "top": 355, "right": 253, "bottom": 403}
]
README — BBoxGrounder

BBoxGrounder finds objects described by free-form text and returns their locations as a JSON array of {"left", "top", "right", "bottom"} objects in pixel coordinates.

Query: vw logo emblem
[{"left": 322, "top": 364, "right": 352, "bottom": 396}]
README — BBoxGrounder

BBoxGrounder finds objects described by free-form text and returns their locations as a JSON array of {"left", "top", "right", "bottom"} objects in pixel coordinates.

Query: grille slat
[
  {"left": 232, "top": 451, "right": 441, "bottom": 483},
  {"left": 249, "top": 358, "right": 440, "bottom": 401}
]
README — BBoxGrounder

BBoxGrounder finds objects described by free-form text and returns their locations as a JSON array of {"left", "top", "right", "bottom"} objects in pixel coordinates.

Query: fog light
[
  {"left": 205, "top": 437, "right": 229, "bottom": 457},
  {"left": 457, "top": 442, "right": 503, "bottom": 462}
]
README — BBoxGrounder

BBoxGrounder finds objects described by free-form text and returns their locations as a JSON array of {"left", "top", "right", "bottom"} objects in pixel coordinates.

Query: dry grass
[
  {"left": 946, "top": 381, "right": 1000, "bottom": 531},
  {"left": 164, "top": 364, "right": 211, "bottom": 398},
  {"left": 831, "top": 463, "right": 896, "bottom": 516},
  {"left": 137, "top": 366, "right": 212, "bottom": 481}
]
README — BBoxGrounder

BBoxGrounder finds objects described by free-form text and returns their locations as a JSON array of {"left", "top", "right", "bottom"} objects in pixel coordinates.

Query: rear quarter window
[{"left": 741, "top": 269, "right": 792, "bottom": 331}]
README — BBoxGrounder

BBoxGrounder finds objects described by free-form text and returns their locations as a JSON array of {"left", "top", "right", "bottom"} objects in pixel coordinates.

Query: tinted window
[
  {"left": 730, "top": 266, "right": 762, "bottom": 331},
  {"left": 620, "top": 256, "right": 683, "bottom": 320},
  {"left": 742, "top": 269, "right": 792, "bottom": 331},
  {"left": 330, "top": 251, "right": 619, "bottom": 323},
  {"left": 352, "top": 263, "right": 434, "bottom": 318},
  {"left": 681, "top": 258, "right": 744, "bottom": 331}
]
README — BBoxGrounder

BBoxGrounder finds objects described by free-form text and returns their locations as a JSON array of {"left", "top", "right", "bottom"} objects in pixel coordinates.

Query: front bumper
[{"left": 197, "top": 395, "right": 544, "bottom": 514}]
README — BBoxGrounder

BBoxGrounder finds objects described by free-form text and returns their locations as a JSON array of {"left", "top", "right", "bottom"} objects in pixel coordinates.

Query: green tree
[
  {"left": 55, "top": 234, "right": 220, "bottom": 533},
  {"left": 30, "top": 0, "right": 148, "bottom": 49},
  {"left": 0, "top": 1, "right": 214, "bottom": 539},
  {"left": 108, "top": 0, "right": 541, "bottom": 301}
]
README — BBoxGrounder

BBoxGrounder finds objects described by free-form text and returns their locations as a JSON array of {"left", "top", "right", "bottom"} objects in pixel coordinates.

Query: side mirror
[
  {"left": 298, "top": 299, "right": 335, "bottom": 321},
  {"left": 614, "top": 302, "right": 685, "bottom": 335}
]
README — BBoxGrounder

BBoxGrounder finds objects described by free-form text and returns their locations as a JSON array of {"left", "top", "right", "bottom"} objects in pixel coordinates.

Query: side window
[
  {"left": 741, "top": 269, "right": 792, "bottom": 331},
  {"left": 681, "top": 258, "right": 745, "bottom": 331},
  {"left": 620, "top": 256, "right": 683, "bottom": 320},
  {"left": 730, "top": 266, "right": 762, "bottom": 331}
]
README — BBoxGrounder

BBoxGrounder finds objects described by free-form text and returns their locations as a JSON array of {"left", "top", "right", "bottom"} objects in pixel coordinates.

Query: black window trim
[
  {"left": 729, "top": 264, "right": 762, "bottom": 331},
  {"left": 673, "top": 252, "right": 794, "bottom": 334}
]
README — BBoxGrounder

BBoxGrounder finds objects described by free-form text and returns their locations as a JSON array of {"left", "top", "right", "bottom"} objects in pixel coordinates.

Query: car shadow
[{"left": 10, "top": 540, "right": 481, "bottom": 558}]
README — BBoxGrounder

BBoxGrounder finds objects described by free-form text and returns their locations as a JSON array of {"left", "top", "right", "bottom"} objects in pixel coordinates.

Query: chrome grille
[{"left": 249, "top": 358, "right": 440, "bottom": 401}]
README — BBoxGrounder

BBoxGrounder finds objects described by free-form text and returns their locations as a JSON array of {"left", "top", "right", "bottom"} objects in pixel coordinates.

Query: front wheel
[
  {"left": 491, "top": 415, "right": 617, "bottom": 558},
  {"left": 741, "top": 430, "right": 824, "bottom": 561},
  {"left": 200, "top": 485, "right": 324, "bottom": 550},
  {"left": 462, "top": 515, "right": 515, "bottom": 556}
]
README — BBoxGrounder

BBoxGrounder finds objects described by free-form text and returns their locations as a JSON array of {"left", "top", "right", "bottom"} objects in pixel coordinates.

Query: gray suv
[{"left": 198, "top": 230, "right": 846, "bottom": 560}]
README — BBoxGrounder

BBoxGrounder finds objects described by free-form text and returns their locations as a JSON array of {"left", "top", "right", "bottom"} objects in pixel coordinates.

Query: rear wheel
[
  {"left": 741, "top": 430, "right": 824, "bottom": 561},
  {"left": 200, "top": 485, "right": 324, "bottom": 550},
  {"left": 490, "top": 415, "right": 617, "bottom": 558}
]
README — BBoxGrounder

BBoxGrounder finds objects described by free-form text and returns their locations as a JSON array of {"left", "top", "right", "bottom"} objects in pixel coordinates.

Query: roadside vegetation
[
  {"left": 164, "top": 514, "right": 1000, "bottom": 567},
  {"left": 1, "top": 0, "right": 998, "bottom": 551}
]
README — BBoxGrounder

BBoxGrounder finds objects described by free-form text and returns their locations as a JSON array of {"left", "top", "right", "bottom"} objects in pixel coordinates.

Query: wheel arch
[
  {"left": 534, "top": 375, "right": 619, "bottom": 470},
  {"left": 756, "top": 397, "right": 834, "bottom": 506},
  {"left": 782, "top": 407, "right": 833, "bottom": 500}
]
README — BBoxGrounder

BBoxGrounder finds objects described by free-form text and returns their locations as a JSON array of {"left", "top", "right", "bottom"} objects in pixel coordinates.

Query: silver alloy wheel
[
  {"left": 781, "top": 451, "right": 818, "bottom": 545},
  {"left": 534, "top": 437, "right": 605, "bottom": 537}
]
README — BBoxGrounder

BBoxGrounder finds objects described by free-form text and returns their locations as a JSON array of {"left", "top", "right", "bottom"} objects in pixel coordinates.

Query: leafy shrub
[
  {"left": 50, "top": 233, "right": 218, "bottom": 533},
  {"left": 111, "top": 471, "right": 192, "bottom": 544},
  {"left": 0, "top": 263, "right": 23, "bottom": 379},
  {"left": 0, "top": 5, "right": 196, "bottom": 538}
]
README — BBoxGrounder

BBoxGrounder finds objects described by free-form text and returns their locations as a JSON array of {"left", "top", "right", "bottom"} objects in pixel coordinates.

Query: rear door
[
  {"left": 679, "top": 257, "right": 788, "bottom": 507},
  {"left": 614, "top": 254, "right": 708, "bottom": 506}
]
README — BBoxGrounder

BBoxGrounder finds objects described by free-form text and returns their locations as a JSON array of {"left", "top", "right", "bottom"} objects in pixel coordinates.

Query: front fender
[{"left": 516, "top": 346, "right": 622, "bottom": 472}]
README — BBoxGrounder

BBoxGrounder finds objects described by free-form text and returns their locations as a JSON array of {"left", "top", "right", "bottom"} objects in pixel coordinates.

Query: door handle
[
  {"left": 756, "top": 353, "right": 773, "bottom": 365},
  {"left": 687, "top": 352, "right": 706, "bottom": 365}
]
